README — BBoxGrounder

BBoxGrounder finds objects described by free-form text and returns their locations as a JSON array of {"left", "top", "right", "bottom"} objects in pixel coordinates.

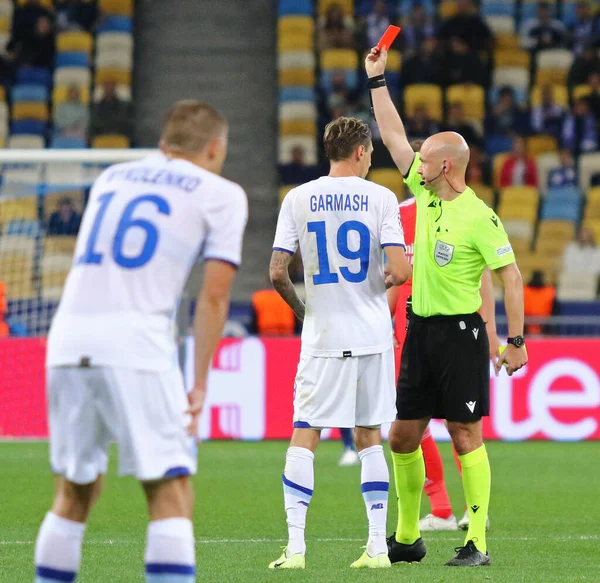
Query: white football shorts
[
  {"left": 47, "top": 365, "right": 197, "bottom": 484},
  {"left": 293, "top": 348, "right": 396, "bottom": 429}
]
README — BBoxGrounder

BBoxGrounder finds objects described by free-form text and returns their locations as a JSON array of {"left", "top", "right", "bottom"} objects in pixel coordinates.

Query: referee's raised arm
[{"left": 365, "top": 47, "right": 415, "bottom": 176}]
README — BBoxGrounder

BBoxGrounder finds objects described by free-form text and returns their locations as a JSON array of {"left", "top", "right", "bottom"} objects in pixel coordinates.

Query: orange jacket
[
  {"left": 524, "top": 285, "right": 555, "bottom": 334},
  {"left": 252, "top": 289, "right": 296, "bottom": 336}
]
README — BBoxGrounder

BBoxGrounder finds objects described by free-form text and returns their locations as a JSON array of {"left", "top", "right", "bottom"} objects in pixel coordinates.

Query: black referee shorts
[{"left": 396, "top": 312, "right": 490, "bottom": 423}]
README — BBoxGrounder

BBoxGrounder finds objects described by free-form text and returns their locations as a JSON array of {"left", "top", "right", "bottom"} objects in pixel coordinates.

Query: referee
[{"left": 366, "top": 47, "right": 528, "bottom": 567}]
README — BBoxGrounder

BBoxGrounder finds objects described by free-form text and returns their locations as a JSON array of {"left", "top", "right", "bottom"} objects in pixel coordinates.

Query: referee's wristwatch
[{"left": 507, "top": 335, "right": 525, "bottom": 348}]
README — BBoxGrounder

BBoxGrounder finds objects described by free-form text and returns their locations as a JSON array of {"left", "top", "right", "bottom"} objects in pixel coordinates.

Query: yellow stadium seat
[
  {"left": 537, "top": 219, "right": 576, "bottom": 241},
  {"left": 498, "top": 186, "right": 538, "bottom": 221},
  {"left": 53, "top": 85, "right": 90, "bottom": 106},
  {"left": 278, "top": 16, "right": 314, "bottom": 38},
  {"left": 92, "top": 134, "right": 130, "bottom": 148},
  {"left": 535, "top": 236, "right": 572, "bottom": 256},
  {"left": 0, "top": 255, "right": 34, "bottom": 299},
  {"left": 99, "top": 0, "right": 133, "bottom": 15},
  {"left": 510, "top": 236, "right": 532, "bottom": 256},
  {"left": 12, "top": 102, "right": 49, "bottom": 122},
  {"left": 279, "top": 185, "right": 296, "bottom": 205},
  {"left": 318, "top": 0, "right": 354, "bottom": 16},
  {"left": 572, "top": 84, "right": 591, "bottom": 101},
  {"left": 320, "top": 49, "right": 358, "bottom": 71},
  {"left": 439, "top": 1, "right": 458, "bottom": 19},
  {"left": 56, "top": 32, "right": 93, "bottom": 54},
  {"left": 0, "top": 86, "right": 5, "bottom": 102},
  {"left": 583, "top": 218, "right": 600, "bottom": 242},
  {"left": 494, "top": 49, "right": 529, "bottom": 68},
  {"left": 279, "top": 68, "right": 315, "bottom": 87},
  {"left": 536, "top": 69, "right": 568, "bottom": 86},
  {"left": 585, "top": 187, "right": 600, "bottom": 219},
  {"left": 404, "top": 84, "right": 443, "bottom": 122},
  {"left": 278, "top": 34, "right": 313, "bottom": 51},
  {"left": 368, "top": 169, "right": 405, "bottom": 201},
  {"left": 496, "top": 33, "right": 519, "bottom": 49},
  {"left": 446, "top": 84, "right": 485, "bottom": 121},
  {"left": 474, "top": 184, "right": 495, "bottom": 207},
  {"left": 0, "top": 15, "right": 10, "bottom": 32},
  {"left": 18, "top": 0, "right": 53, "bottom": 7},
  {"left": 279, "top": 119, "right": 316, "bottom": 136},
  {"left": 493, "top": 153, "right": 511, "bottom": 189},
  {"left": 0, "top": 198, "right": 38, "bottom": 225},
  {"left": 518, "top": 252, "right": 560, "bottom": 284},
  {"left": 44, "top": 236, "right": 77, "bottom": 256},
  {"left": 527, "top": 135, "right": 558, "bottom": 156},
  {"left": 95, "top": 68, "right": 131, "bottom": 86},
  {"left": 530, "top": 84, "right": 568, "bottom": 107}
]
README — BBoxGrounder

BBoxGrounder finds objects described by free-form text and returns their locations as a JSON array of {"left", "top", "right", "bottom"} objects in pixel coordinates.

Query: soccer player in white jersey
[
  {"left": 268, "top": 117, "right": 412, "bottom": 570},
  {"left": 33, "top": 101, "right": 248, "bottom": 583}
]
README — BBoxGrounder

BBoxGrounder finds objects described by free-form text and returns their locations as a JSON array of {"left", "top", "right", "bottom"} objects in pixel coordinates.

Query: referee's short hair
[
  {"left": 323, "top": 117, "right": 372, "bottom": 161},
  {"left": 160, "top": 100, "right": 227, "bottom": 154}
]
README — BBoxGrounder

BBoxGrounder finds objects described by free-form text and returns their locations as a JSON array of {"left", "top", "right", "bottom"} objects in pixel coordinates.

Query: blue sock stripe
[
  {"left": 361, "top": 481, "right": 389, "bottom": 493},
  {"left": 36, "top": 566, "right": 76, "bottom": 582},
  {"left": 282, "top": 473, "right": 313, "bottom": 497},
  {"left": 146, "top": 563, "right": 196, "bottom": 575}
]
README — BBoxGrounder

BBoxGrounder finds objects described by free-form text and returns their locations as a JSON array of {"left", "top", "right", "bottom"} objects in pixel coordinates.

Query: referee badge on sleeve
[{"left": 434, "top": 240, "right": 454, "bottom": 266}]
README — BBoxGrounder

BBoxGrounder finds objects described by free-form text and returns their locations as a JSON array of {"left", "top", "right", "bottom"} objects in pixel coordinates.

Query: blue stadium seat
[
  {"left": 545, "top": 186, "right": 581, "bottom": 203},
  {"left": 481, "top": 0, "right": 515, "bottom": 17},
  {"left": 56, "top": 52, "right": 90, "bottom": 68},
  {"left": 399, "top": 0, "right": 435, "bottom": 16},
  {"left": 51, "top": 135, "right": 87, "bottom": 149},
  {"left": 521, "top": 1, "right": 556, "bottom": 21},
  {"left": 12, "top": 85, "right": 49, "bottom": 103},
  {"left": 97, "top": 15, "right": 133, "bottom": 33},
  {"left": 15, "top": 67, "right": 52, "bottom": 88},
  {"left": 6, "top": 220, "right": 40, "bottom": 237},
  {"left": 280, "top": 87, "right": 316, "bottom": 103},
  {"left": 560, "top": 1, "right": 577, "bottom": 26},
  {"left": 11, "top": 120, "right": 46, "bottom": 136},
  {"left": 485, "top": 135, "right": 513, "bottom": 156},
  {"left": 541, "top": 201, "right": 579, "bottom": 222},
  {"left": 278, "top": 0, "right": 312, "bottom": 16}
]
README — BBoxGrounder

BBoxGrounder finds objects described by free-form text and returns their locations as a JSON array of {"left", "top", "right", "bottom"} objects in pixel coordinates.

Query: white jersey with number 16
[
  {"left": 273, "top": 176, "right": 405, "bottom": 357},
  {"left": 47, "top": 153, "right": 248, "bottom": 371}
]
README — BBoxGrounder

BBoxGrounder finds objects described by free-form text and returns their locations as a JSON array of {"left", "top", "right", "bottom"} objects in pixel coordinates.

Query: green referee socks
[
  {"left": 392, "top": 447, "right": 425, "bottom": 544},
  {"left": 459, "top": 444, "right": 491, "bottom": 553}
]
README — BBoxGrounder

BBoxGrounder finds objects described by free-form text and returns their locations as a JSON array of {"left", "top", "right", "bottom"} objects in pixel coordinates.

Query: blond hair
[
  {"left": 323, "top": 117, "right": 372, "bottom": 161},
  {"left": 160, "top": 100, "right": 227, "bottom": 153}
]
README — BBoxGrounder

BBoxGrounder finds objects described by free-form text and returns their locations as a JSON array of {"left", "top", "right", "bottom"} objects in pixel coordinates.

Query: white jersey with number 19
[
  {"left": 273, "top": 176, "right": 405, "bottom": 358},
  {"left": 47, "top": 153, "right": 248, "bottom": 371}
]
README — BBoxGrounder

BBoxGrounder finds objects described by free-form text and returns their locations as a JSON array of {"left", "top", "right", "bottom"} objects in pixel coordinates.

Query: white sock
[
  {"left": 282, "top": 446, "right": 314, "bottom": 556},
  {"left": 145, "top": 518, "right": 196, "bottom": 582},
  {"left": 359, "top": 445, "right": 389, "bottom": 557},
  {"left": 35, "top": 512, "right": 86, "bottom": 582}
]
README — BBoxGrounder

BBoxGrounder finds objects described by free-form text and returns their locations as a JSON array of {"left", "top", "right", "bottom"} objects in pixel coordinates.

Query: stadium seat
[
  {"left": 535, "top": 49, "right": 572, "bottom": 85},
  {"left": 0, "top": 0, "right": 13, "bottom": 19},
  {"left": 536, "top": 152, "right": 560, "bottom": 194},
  {"left": 493, "top": 67, "right": 529, "bottom": 96},
  {"left": 278, "top": 15, "right": 314, "bottom": 37},
  {"left": 95, "top": 68, "right": 132, "bottom": 86},
  {"left": 503, "top": 218, "right": 534, "bottom": 241},
  {"left": 11, "top": 120, "right": 46, "bottom": 136},
  {"left": 368, "top": 169, "right": 404, "bottom": 201},
  {"left": 541, "top": 195, "right": 580, "bottom": 221},
  {"left": 56, "top": 31, "right": 93, "bottom": 54},
  {"left": 320, "top": 49, "right": 358, "bottom": 71},
  {"left": 97, "top": 16, "right": 133, "bottom": 33},
  {"left": 280, "top": 86, "right": 315, "bottom": 103},
  {"left": 278, "top": 50, "right": 316, "bottom": 70},
  {"left": 99, "top": 0, "right": 134, "bottom": 16},
  {"left": 279, "top": 119, "right": 316, "bottom": 136},
  {"left": 475, "top": 184, "right": 495, "bottom": 207},
  {"left": 279, "top": 0, "right": 313, "bottom": 16},
  {"left": 494, "top": 49, "right": 529, "bottom": 68},
  {"left": 560, "top": 0, "right": 578, "bottom": 25},
  {"left": 8, "top": 135, "right": 45, "bottom": 149},
  {"left": 0, "top": 14, "right": 9, "bottom": 33},
  {"left": 507, "top": 235, "right": 532, "bottom": 256},
  {"left": 56, "top": 52, "right": 90, "bottom": 69},
  {"left": 16, "top": 67, "right": 51, "bottom": 87},
  {"left": 279, "top": 68, "right": 315, "bottom": 87},
  {"left": 41, "top": 255, "right": 73, "bottom": 301},
  {"left": 446, "top": 85, "right": 485, "bottom": 121},
  {"left": 279, "top": 185, "right": 296, "bottom": 205},
  {"left": 317, "top": 0, "right": 354, "bottom": 16},
  {"left": 95, "top": 50, "right": 133, "bottom": 70},
  {"left": 12, "top": 85, "right": 49, "bottom": 103},
  {"left": 521, "top": 0, "right": 556, "bottom": 21},
  {"left": 54, "top": 67, "right": 91, "bottom": 87},
  {"left": 6, "top": 219, "right": 40, "bottom": 237},
  {"left": 578, "top": 152, "right": 600, "bottom": 192},
  {"left": 279, "top": 136, "right": 318, "bottom": 164},
  {"left": 486, "top": 15, "right": 515, "bottom": 34},
  {"left": 0, "top": 255, "right": 34, "bottom": 299},
  {"left": 537, "top": 219, "right": 576, "bottom": 241},
  {"left": 585, "top": 187, "right": 600, "bottom": 219},
  {"left": 572, "top": 84, "right": 591, "bottom": 101},
  {"left": 582, "top": 218, "right": 600, "bottom": 243},
  {"left": 96, "top": 32, "right": 134, "bottom": 54},
  {"left": 44, "top": 236, "right": 77, "bottom": 256},
  {"left": 481, "top": 0, "right": 515, "bottom": 17},
  {"left": 498, "top": 186, "right": 538, "bottom": 221},
  {"left": 53, "top": 84, "right": 90, "bottom": 106},
  {"left": 12, "top": 103, "right": 49, "bottom": 122},
  {"left": 404, "top": 84, "right": 443, "bottom": 122},
  {"left": 17, "top": 0, "right": 52, "bottom": 6},
  {"left": 279, "top": 102, "right": 318, "bottom": 122},
  {"left": 557, "top": 272, "right": 598, "bottom": 301},
  {"left": 92, "top": 134, "right": 131, "bottom": 149},
  {"left": 93, "top": 83, "right": 131, "bottom": 103},
  {"left": 50, "top": 135, "right": 87, "bottom": 149},
  {"left": 0, "top": 85, "right": 6, "bottom": 102},
  {"left": 530, "top": 84, "right": 568, "bottom": 108},
  {"left": 278, "top": 33, "right": 313, "bottom": 51},
  {"left": 0, "top": 198, "right": 37, "bottom": 225},
  {"left": 0, "top": 235, "right": 36, "bottom": 255},
  {"left": 2, "top": 164, "right": 42, "bottom": 184},
  {"left": 527, "top": 135, "right": 557, "bottom": 155},
  {"left": 45, "top": 164, "right": 87, "bottom": 188},
  {"left": 487, "top": 136, "right": 513, "bottom": 158}
]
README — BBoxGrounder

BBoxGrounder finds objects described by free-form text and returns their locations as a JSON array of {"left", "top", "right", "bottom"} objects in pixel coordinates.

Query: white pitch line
[{"left": 1, "top": 535, "right": 598, "bottom": 546}]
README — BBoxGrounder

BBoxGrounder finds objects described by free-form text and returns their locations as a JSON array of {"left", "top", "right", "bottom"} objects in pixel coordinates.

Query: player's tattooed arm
[{"left": 270, "top": 250, "right": 305, "bottom": 321}]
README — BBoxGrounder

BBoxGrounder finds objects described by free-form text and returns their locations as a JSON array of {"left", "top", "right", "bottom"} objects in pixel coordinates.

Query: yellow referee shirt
[{"left": 404, "top": 154, "right": 516, "bottom": 317}]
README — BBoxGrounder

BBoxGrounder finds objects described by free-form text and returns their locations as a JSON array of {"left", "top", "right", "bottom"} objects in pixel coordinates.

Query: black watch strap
[{"left": 507, "top": 336, "right": 525, "bottom": 348}]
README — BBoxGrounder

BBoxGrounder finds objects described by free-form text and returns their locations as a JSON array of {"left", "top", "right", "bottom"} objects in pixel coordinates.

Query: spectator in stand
[
  {"left": 400, "top": 36, "right": 441, "bottom": 86},
  {"left": 436, "top": 0, "right": 493, "bottom": 53},
  {"left": 8, "top": 12, "right": 55, "bottom": 69},
  {"left": 401, "top": 5, "right": 434, "bottom": 56},
  {"left": 562, "top": 97, "right": 598, "bottom": 156},
  {"left": 326, "top": 71, "right": 351, "bottom": 116},
  {"left": 441, "top": 36, "right": 487, "bottom": 87},
  {"left": 442, "top": 102, "right": 482, "bottom": 148},
  {"left": 499, "top": 136, "right": 538, "bottom": 187},
  {"left": 524, "top": 270, "right": 556, "bottom": 335},
  {"left": 279, "top": 145, "right": 321, "bottom": 185},
  {"left": 91, "top": 82, "right": 133, "bottom": 138},
  {"left": 54, "top": 85, "right": 89, "bottom": 138},
  {"left": 48, "top": 197, "right": 81, "bottom": 236},
  {"left": 568, "top": 1, "right": 600, "bottom": 55},
  {"left": 404, "top": 104, "right": 438, "bottom": 141},
  {"left": 56, "top": 0, "right": 98, "bottom": 32},
  {"left": 520, "top": 2, "right": 566, "bottom": 51},
  {"left": 364, "top": 0, "right": 392, "bottom": 50},
  {"left": 10, "top": 0, "right": 53, "bottom": 40},
  {"left": 467, "top": 145, "right": 492, "bottom": 185},
  {"left": 568, "top": 43, "right": 600, "bottom": 87},
  {"left": 562, "top": 228, "right": 600, "bottom": 276},
  {"left": 486, "top": 86, "right": 529, "bottom": 136},
  {"left": 586, "top": 72, "right": 600, "bottom": 130},
  {"left": 531, "top": 85, "right": 567, "bottom": 140},
  {"left": 318, "top": 2, "right": 355, "bottom": 51},
  {"left": 547, "top": 149, "right": 577, "bottom": 188}
]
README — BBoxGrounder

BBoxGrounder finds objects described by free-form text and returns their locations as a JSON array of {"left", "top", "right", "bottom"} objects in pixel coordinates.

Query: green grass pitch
[{"left": 2, "top": 440, "right": 598, "bottom": 582}]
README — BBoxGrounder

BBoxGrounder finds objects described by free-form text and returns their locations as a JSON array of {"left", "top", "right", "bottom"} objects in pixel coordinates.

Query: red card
[{"left": 377, "top": 25, "right": 401, "bottom": 50}]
